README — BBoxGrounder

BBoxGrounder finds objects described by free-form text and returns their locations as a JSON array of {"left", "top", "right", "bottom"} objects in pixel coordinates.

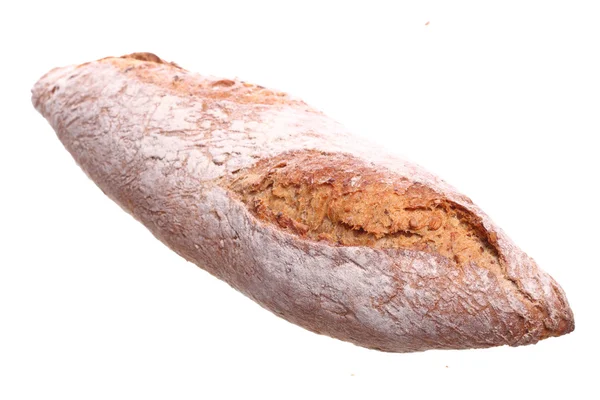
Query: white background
[{"left": 1, "top": 1, "right": 598, "bottom": 399}]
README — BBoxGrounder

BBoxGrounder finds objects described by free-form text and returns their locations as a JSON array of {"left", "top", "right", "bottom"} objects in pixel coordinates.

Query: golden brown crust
[
  {"left": 100, "top": 53, "right": 305, "bottom": 106},
  {"left": 121, "top": 52, "right": 176, "bottom": 65},
  {"left": 226, "top": 149, "right": 501, "bottom": 269}
]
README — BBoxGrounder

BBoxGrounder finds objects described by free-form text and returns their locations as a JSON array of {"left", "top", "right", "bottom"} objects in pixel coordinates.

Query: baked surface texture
[{"left": 32, "top": 53, "right": 574, "bottom": 352}]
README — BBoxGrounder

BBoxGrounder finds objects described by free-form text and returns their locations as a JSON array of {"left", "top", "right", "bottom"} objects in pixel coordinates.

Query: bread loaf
[{"left": 32, "top": 53, "right": 574, "bottom": 352}]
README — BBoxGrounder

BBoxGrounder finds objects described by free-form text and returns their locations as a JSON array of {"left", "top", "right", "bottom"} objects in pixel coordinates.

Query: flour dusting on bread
[{"left": 32, "top": 53, "right": 574, "bottom": 352}]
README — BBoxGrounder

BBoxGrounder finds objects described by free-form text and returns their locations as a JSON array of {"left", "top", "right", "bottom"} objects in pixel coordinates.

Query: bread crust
[{"left": 32, "top": 53, "right": 574, "bottom": 352}]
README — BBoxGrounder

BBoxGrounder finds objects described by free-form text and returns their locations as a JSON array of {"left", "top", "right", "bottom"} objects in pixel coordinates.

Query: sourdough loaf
[{"left": 32, "top": 53, "right": 574, "bottom": 352}]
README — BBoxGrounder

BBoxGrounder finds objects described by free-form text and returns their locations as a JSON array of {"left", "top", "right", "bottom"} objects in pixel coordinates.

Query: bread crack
[{"left": 226, "top": 150, "right": 501, "bottom": 271}]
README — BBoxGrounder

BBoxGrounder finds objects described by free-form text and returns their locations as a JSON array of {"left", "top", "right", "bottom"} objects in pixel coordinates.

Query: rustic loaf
[{"left": 32, "top": 53, "right": 574, "bottom": 352}]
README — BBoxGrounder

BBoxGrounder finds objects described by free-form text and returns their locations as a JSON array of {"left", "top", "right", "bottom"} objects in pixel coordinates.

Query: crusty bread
[{"left": 32, "top": 52, "right": 574, "bottom": 352}]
